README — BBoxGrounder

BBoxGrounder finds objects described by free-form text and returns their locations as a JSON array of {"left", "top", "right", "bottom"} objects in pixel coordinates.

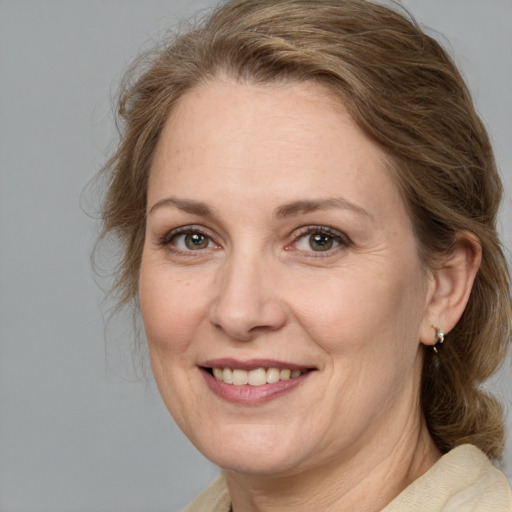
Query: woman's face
[{"left": 140, "top": 79, "right": 435, "bottom": 476}]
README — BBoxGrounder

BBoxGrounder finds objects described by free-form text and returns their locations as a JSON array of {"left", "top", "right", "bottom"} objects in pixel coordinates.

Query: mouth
[
  {"left": 204, "top": 366, "right": 309, "bottom": 386},
  {"left": 199, "top": 359, "right": 316, "bottom": 404}
]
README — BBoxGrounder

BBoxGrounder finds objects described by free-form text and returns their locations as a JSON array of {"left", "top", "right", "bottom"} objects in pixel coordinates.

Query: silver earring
[{"left": 432, "top": 328, "right": 445, "bottom": 354}]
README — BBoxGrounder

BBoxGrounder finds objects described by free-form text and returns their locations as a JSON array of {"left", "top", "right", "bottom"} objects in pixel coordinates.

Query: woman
[{"left": 99, "top": 0, "right": 512, "bottom": 510}]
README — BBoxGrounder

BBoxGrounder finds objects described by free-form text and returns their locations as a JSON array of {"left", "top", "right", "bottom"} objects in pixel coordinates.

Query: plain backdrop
[{"left": 1, "top": 1, "right": 511, "bottom": 511}]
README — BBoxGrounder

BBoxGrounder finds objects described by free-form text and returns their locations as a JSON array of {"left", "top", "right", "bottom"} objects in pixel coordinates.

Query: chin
[
  {"left": 195, "top": 424, "right": 310, "bottom": 476},
  {"left": 214, "top": 451, "right": 306, "bottom": 476}
]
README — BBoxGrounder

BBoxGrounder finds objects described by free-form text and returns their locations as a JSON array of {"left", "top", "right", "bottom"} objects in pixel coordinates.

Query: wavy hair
[{"left": 98, "top": 0, "right": 511, "bottom": 458}]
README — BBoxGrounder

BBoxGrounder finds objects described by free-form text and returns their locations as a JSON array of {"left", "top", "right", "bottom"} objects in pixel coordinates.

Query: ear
[{"left": 419, "top": 232, "right": 482, "bottom": 347}]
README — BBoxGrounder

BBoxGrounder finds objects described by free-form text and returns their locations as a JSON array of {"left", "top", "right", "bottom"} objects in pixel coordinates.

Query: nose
[{"left": 209, "top": 251, "right": 287, "bottom": 341}]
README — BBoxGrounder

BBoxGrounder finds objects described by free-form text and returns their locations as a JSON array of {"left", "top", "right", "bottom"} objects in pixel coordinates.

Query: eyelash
[
  {"left": 157, "top": 225, "right": 351, "bottom": 257},
  {"left": 287, "top": 225, "right": 351, "bottom": 256},
  {"left": 157, "top": 226, "right": 218, "bottom": 255}
]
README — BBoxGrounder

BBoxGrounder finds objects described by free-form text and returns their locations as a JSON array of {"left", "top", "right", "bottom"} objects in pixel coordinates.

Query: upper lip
[{"left": 200, "top": 358, "right": 315, "bottom": 371}]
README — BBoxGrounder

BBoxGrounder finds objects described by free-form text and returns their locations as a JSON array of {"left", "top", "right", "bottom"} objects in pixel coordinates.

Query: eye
[
  {"left": 179, "top": 232, "right": 211, "bottom": 250},
  {"left": 161, "top": 228, "right": 217, "bottom": 252},
  {"left": 300, "top": 232, "right": 338, "bottom": 252},
  {"left": 291, "top": 226, "right": 349, "bottom": 254}
]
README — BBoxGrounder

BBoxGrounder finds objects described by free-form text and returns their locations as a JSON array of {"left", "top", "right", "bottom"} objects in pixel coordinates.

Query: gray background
[{"left": 1, "top": 1, "right": 510, "bottom": 511}]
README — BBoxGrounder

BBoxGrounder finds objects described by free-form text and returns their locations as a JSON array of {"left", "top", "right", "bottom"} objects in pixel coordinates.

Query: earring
[{"left": 432, "top": 327, "right": 445, "bottom": 354}]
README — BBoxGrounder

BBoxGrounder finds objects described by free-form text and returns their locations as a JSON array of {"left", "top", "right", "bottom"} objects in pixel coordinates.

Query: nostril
[{"left": 208, "top": 268, "right": 288, "bottom": 341}]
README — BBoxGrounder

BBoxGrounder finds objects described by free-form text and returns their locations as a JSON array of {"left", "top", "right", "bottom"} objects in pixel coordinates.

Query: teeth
[
  {"left": 211, "top": 367, "right": 306, "bottom": 386},
  {"left": 232, "top": 369, "right": 248, "bottom": 385},
  {"left": 222, "top": 368, "right": 233, "bottom": 384},
  {"left": 266, "top": 367, "right": 280, "bottom": 383},
  {"left": 248, "top": 368, "right": 267, "bottom": 386}
]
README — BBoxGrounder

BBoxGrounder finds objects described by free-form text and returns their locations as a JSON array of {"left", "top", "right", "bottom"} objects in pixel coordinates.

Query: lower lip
[{"left": 201, "top": 368, "right": 312, "bottom": 405}]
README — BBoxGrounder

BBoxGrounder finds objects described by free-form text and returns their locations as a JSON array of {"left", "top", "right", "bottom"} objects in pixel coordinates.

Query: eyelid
[
  {"left": 157, "top": 225, "right": 220, "bottom": 253},
  {"left": 154, "top": 223, "right": 350, "bottom": 257},
  {"left": 286, "top": 225, "right": 351, "bottom": 254}
]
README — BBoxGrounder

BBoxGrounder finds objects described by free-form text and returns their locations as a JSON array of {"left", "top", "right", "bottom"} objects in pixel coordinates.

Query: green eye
[
  {"left": 309, "top": 233, "right": 334, "bottom": 251},
  {"left": 293, "top": 227, "right": 345, "bottom": 254},
  {"left": 184, "top": 232, "right": 210, "bottom": 250},
  {"left": 164, "top": 230, "right": 213, "bottom": 251}
]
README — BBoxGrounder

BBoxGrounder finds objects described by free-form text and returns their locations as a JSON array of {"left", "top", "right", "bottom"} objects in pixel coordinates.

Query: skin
[{"left": 139, "top": 78, "right": 480, "bottom": 511}]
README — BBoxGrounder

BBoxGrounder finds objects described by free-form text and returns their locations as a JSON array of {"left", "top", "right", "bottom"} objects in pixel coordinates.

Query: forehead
[{"left": 148, "top": 78, "right": 407, "bottom": 226}]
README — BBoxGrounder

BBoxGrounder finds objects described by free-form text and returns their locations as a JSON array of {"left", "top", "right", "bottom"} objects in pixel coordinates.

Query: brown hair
[{"left": 98, "top": 0, "right": 512, "bottom": 458}]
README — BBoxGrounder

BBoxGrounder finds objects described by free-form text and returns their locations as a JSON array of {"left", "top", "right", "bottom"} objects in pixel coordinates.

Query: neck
[{"left": 225, "top": 416, "right": 441, "bottom": 512}]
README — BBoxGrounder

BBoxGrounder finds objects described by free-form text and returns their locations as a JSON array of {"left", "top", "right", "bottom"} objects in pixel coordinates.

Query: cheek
[
  {"left": 138, "top": 260, "right": 209, "bottom": 424},
  {"left": 290, "top": 263, "right": 426, "bottom": 358},
  {"left": 139, "top": 260, "right": 205, "bottom": 356}
]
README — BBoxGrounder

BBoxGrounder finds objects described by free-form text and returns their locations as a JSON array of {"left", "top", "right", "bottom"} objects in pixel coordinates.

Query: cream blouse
[{"left": 184, "top": 445, "right": 512, "bottom": 511}]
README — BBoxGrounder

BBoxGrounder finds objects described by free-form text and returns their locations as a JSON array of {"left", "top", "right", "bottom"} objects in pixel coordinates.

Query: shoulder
[
  {"left": 383, "top": 444, "right": 512, "bottom": 511},
  {"left": 182, "top": 473, "right": 231, "bottom": 512}
]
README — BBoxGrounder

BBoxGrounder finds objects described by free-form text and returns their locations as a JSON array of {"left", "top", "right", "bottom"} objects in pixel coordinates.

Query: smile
[
  {"left": 200, "top": 361, "right": 315, "bottom": 404},
  {"left": 211, "top": 367, "right": 305, "bottom": 386}
]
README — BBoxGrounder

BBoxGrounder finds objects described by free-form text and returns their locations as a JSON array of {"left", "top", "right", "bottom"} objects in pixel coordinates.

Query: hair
[{"left": 98, "top": 0, "right": 511, "bottom": 459}]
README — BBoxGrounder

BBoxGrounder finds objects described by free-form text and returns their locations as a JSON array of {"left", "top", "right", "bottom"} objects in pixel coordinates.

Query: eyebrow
[
  {"left": 148, "top": 197, "right": 215, "bottom": 216},
  {"left": 275, "top": 198, "right": 373, "bottom": 220},
  {"left": 148, "top": 196, "right": 372, "bottom": 220}
]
